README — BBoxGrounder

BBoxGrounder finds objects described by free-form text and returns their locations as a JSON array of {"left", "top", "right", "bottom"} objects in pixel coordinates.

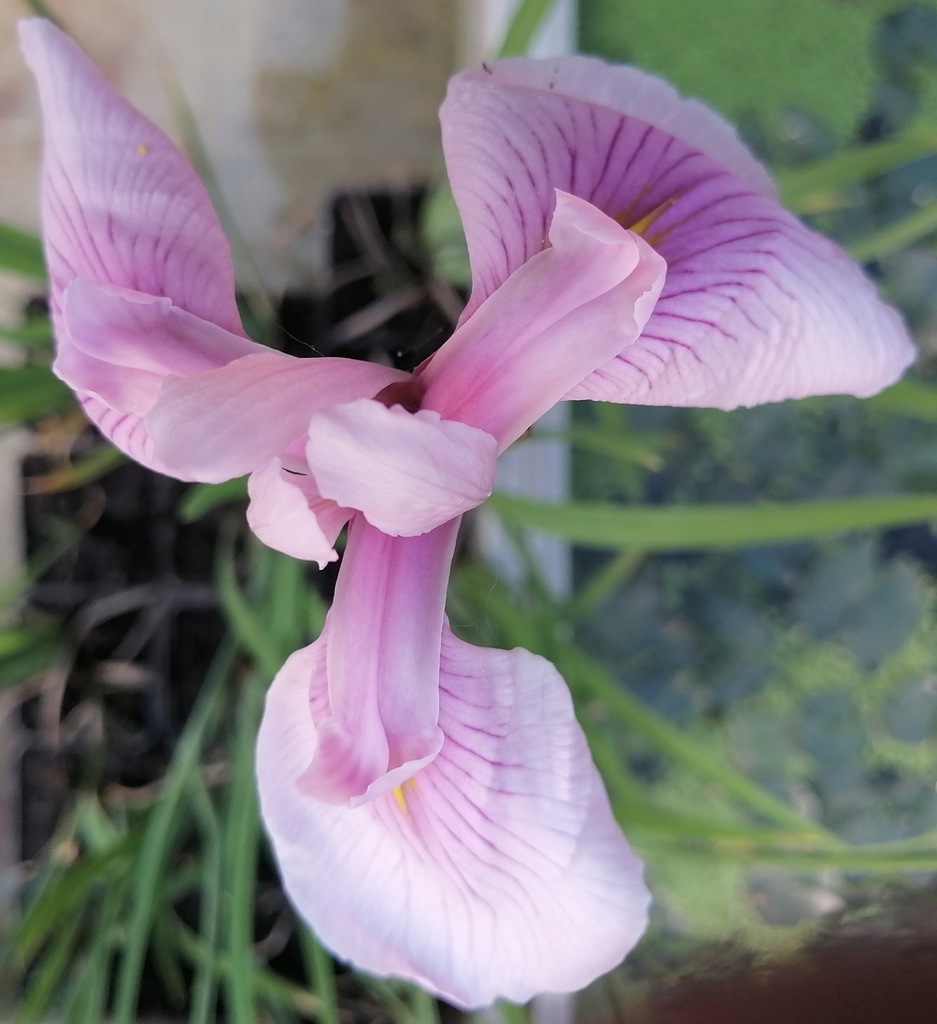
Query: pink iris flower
[{"left": 21, "top": 18, "right": 914, "bottom": 1009}]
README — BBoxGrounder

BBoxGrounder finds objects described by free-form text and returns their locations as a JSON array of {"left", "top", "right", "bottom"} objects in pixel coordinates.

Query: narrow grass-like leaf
[
  {"left": 300, "top": 929, "right": 340, "bottom": 1024},
  {"left": 453, "top": 563, "right": 839, "bottom": 843},
  {"left": 25, "top": 444, "right": 123, "bottom": 494},
  {"left": 410, "top": 987, "right": 441, "bottom": 1024},
  {"left": 867, "top": 377, "right": 937, "bottom": 423},
  {"left": 0, "top": 318, "right": 53, "bottom": 349},
  {"left": 498, "top": 0, "right": 558, "bottom": 56},
  {"left": 0, "top": 222, "right": 45, "bottom": 280},
  {"left": 21, "top": 0, "right": 62, "bottom": 26},
  {"left": 848, "top": 198, "right": 937, "bottom": 262},
  {"left": 537, "top": 425, "right": 664, "bottom": 470},
  {"left": 222, "top": 672, "right": 263, "bottom": 1024},
  {"left": 216, "top": 544, "right": 284, "bottom": 677},
  {"left": 490, "top": 491, "right": 937, "bottom": 551},
  {"left": 174, "top": 921, "right": 323, "bottom": 1018},
  {"left": 0, "top": 624, "right": 62, "bottom": 692},
  {"left": 59, "top": 879, "right": 124, "bottom": 1024},
  {"left": 565, "top": 549, "right": 644, "bottom": 621},
  {"left": 16, "top": 907, "right": 83, "bottom": 1023},
  {"left": 178, "top": 477, "right": 248, "bottom": 522},
  {"left": 778, "top": 129, "right": 937, "bottom": 209},
  {"left": 187, "top": 773, "right": 222, "bottom": 1024},
  {"left": 637, "top": 832, "right": 937, "bottom": 871},
  {"left": 111, "top": 643, "right": 233, "bottom": 1024},
  {"left": 0, "top": 520, "right": 84, "bottom": 612},
  {"left": 559, "top": 643, "right": 840, "bottom": 841},
  {"left": 9, "top": 831, "right": 138, "bottom": 965},
  {"left": 0, "top": 366, "right": 73, "bottom": 423}
]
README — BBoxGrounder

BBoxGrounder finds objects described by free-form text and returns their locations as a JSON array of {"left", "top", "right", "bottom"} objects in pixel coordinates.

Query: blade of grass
[
  {"left": 15, "top": 908, "right": 83, "bottom": 1023},
  {"left": 0, "top": 318, "right": 53, "bottom": 349},
  {"left": 111, "top": 641, "right": 233, "bottom": 1024},
  {"left": 60, "top": 879, "right": 125, "bottom": 1024},
  {"left": 221, "top": 671, "right": 264, "bottom": 1024},
  {"left": 178, "top": 477, "right": 248, "bottom": 522},
  {"left": 867, "top": 377, "right": 937, "bottom": 422},
  {"left": 778, "top": 128, "right": 937, "bottom": 209},
  {"left": 636, "top": 832, "right": 937, "bottom": 871},
  {"left": 187, "top": 772, "right": 222, "bottom": 1024},
  {"left": 565, "top": 549, "right": 645, "bottom": 622},
  {"left": 300, "top": 929, "right": 340, "bottom": 1024},
  {"left": 559, "top": 644, "right": 841, "bottom": 843},
  {"left": 848, "top": 198, "right": 937, "bottom": 262},
  {"left": 0, "top": 518, "right": 85, "bottom": 611},
  {"left": 173, "top": 920, "right": 324, "bottom": 1018},
  {"left": 490, "top": 491, "right": 937, "bottom": 551},
  {"left": 7, "top": 830, "right": 138, "bottom": 965},
  {"left": 216, "top": 541, "right": 284, "bottom": 677},
  {"left": 0, "top": 365, "right": 73, "bottom": 424},
  {"left": 498, "top": 0, "right": 558, "bottom": 56},
  {"left": 25, "top": 444, "right": 123, "bottom": 494},
  {"left": 409, "top": 987, "right": 440, "bottom": 1024},
  {"left": 0, "top": 222, "right": 45, "bottom": 281}
]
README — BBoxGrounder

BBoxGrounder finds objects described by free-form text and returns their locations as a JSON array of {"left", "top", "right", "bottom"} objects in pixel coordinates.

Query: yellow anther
[
  {"left": 621, "top": 195, "right": 678, "bottom": 237},
  {"left": 392, "top": 784, "right": 410, "bottom": 815},
  {"left": 136, "top": 142, "right": 148, "bottom": 155}
]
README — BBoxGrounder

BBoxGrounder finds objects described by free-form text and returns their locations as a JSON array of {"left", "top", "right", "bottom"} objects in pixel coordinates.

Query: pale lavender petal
[
  {"left": 419, "top": 192, "right": 665, "bottom": 449},
  {"left": 60, "top": 278, "right": 261, "bottom": 475},
  {"left": 19, "top": 19, "right": 244, "bottom": 335},
  {"left": 145, "top": 353, "right": 408, "bottom": 482},
  {"left": 297, "top": 518, "right": 458, "bottom": 804},
  {"left": 246, "top": 459, "right": 349, "bottom": 567},
  {"left": 257, "top": 621, "right": 648, "bottom": 1008},
  {"left": 306, "top": 400, "right": 497, "bottom": 536},
  {"left": 441, "top": 56, "right": 915, "bottom": 407}
]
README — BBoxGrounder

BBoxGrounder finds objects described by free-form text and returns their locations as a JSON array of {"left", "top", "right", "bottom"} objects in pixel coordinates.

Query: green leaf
[
  {"left": 0, "top": 317, "right": 53, "bottom": 350},
  {"left": 26, "top": 444, "right": 124, "bottom": 494},
  {"left": 0, "top": 624, "right": 61, "bottom": 692},
  {"left": 848, "top": 198, "right": 937, "bottom": 262},
  {"left": 0, "top": 365, "right": 73, "bottom": 424},
  {"left": 498, "top": 0, "right": 558, "bottom": 56},
  {"left": 0, "top": 222, "right": 45, "bottom": 281},
  {"left": 778, "top": 129, "right": 937, "bottom": 211},
  {"left": 178, "top": 477, "right": 248, "bottom": 521},
  {"left": 421, "top": 185, "right": 470, "bottom": 289},
  {"left": 111, "top": 643, "right": 233, "bottom": 1024},
  {"left": 490, "top": 491, "right": 937, "bottom": 551},
  {"left": 866, "top": 378, "right": 937, "bottom": 423}
]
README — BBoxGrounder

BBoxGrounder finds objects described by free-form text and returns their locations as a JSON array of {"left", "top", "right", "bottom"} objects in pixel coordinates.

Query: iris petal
[
  {"left": 441, "top": 55, "right": 915, "bottom": 408},
  {"left": 257, "top": 620, "right": 648, "bottom": 1009}
]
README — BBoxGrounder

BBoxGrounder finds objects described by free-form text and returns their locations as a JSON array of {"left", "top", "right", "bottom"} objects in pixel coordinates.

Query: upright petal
[
  {"left": 298, "top": 518, "right": 458, "bottom": 804},
  {"left": 257, "top": 622, "right": 648, "bottom": 1009},
  {"left": 306, "top": 400, "right": 497, "bottom": 537},
  {"left": 19, "top": 18, "right": 243, "bottom": 335},
  {"left": 441, "top": 56, "right": 915, "bottom": 407},
  {"left": 419, "top": 192, "right": 665, "bottom": 449}
]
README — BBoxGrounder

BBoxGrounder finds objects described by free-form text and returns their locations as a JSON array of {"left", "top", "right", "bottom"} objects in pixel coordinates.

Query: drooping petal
[
  {"left": 419, "top": 192, "right": 665, "bottom": 449},
  {"left": 297, "top": 518, "right": 458, "bottom": 805},
  {"left": 145, "top": 353, "right": 408, "bottom": 482},
  {"left": 441, "top": 56, "right": 915, "bottom": 407},
  {"left": 305, "top": 400, "right": 497, "bottom": 536},
  {"left": 246, "top": 460, "right": 349, "bottom": 567},
  {"left": 257, "top": 621, "right": 648, "bottom": 1009},
  {"left": 19, "top": 18, "right": 244, "bottom": 335},
  {"left": 55, "top": 277, "right": 263, "bottom": 473}
]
